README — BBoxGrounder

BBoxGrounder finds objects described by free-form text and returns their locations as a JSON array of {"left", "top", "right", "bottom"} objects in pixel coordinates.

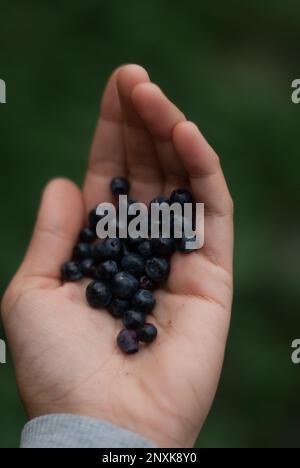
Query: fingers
[
  {"left": 18, "top": 179, "right": 84, "bottom": 281},
  {"left": 131, "top": 82, "right": 188, "bottom": 193},
  {"left": 116, "top": 65, "right": 163, "bottom": 202},
  {"left": 172, "top": 121, "right": 233, "bottom": 271},
  {"left": 173, "top": 122, "right": 233, "bottom": 216},
  {"left": 83, "top": 67, "right": 127, "bottom": 210}
]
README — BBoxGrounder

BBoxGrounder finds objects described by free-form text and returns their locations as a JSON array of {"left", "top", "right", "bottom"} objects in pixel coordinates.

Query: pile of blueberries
[{"left": 61, "top": 177, "right": 195, "bottom": 354}]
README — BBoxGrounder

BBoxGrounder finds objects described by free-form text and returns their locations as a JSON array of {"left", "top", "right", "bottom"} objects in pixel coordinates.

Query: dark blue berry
[
  {"left": 109, "top": 298, "right": 129, "bottom": 318},
  {"left": 79, "top": 227, "right": 97, "bottom": 244},
  {"left": 170, "top": 188, "right": 193, "bottom": 206},
  {"left": 111, "top": 177, "right": 130, "bottom": 196},
  {"left": 117, "top": 329, "right": 139, "bottom": 354},
  {"left": 151, "top": 237, "right": 175, "bottom": 257},
  {"left": 81, "top": 258, "right": 97, "bottom": 278},
  {"left": 175, "top": 235, "right": 197, "bottom": 253},
  {"left": 73, "top": 243, "right": 92, "bottom": 261},
  {"left": 132, "top": 289, "right": 156, "bottom": 314},
  {"left": 61, "top": 261, "right": 83, "bottom": 282},
  {"left": 121, "top": 253, "right": 145, "bottom": 278},
  {"left": 137, "top": 323, "right": 158, "bottom": 343},
  {"left": 137, "top": 240, "right": 153, "bottom": 258},
  {"left": 94, "top": 238, "right": 123, "bottom": 262},
  {"left": 139, "top": 275, "right": 154, "bottom": 290},
  {"left": 97, "top": 260, "right": 119, "bottom": 281},
  {"left": 145, "top": 257, "right": 170, "bottom": 283},
  {"left": 112, "top": 272, "right": 139, "bottom": 299},
  {"left": 123, "top": 310, "right": 146, "bottom": 330},
  {"left": 88, "top": 207, "right": 104, "bottom": 229},
  {"left": 86, "top": 281, "right": 112, "bottom": 308},
  {"left": 127, "top": 235, "right": 143, "bottom": 249}
]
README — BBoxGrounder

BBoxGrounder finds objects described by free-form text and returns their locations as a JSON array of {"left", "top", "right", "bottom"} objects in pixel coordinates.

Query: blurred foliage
[{"left": 0, "top": 0, "right": 299, "bottom": 448}]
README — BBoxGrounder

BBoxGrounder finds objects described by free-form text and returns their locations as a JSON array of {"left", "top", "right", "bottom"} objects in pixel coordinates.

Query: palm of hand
[{"left": 2, "top": 65, "right": 233, "bottom": 448}]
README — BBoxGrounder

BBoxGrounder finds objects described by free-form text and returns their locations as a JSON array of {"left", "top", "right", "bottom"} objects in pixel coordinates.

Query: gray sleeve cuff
[{"left": 20, "top": 414, "right": 157, "bottom": 448}]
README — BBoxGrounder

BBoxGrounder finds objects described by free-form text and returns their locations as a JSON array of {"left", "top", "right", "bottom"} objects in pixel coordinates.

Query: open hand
[{"left": 1, "top": 65, "right": 233, "bottom": 447}]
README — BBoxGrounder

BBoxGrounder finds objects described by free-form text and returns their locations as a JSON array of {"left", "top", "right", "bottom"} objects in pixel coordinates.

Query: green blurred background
[{"left": 0, "top": 0, "right": 299, "bottom": 448}]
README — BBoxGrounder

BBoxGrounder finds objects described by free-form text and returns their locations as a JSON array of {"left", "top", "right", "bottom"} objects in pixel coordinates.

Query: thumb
[{"left": 18, "top": 178, "right": 84, "bottom": 281}]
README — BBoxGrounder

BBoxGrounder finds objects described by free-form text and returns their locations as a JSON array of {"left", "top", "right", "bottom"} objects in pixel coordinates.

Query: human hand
[{"left": 1, "top": 65, "right": 233, "bottom": 448}]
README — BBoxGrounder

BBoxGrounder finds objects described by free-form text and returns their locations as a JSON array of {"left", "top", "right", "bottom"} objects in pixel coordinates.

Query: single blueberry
[
  {"left": 151, "top": 237, "right": 175, "bottom": 257},
  {"left": 127, "top": 235, "right": 144, "bottom": 249},
  {"left": 97, "top": 260, "right": 119, "bottom": 281},
  {"left": 117, "top": 329, "right": 139, "bottom": 354},
  {"left": 112, "top": 272, "right": 139, "bottom": 299},
  {"left": 94, "top": 237, "right": 123, "bottom": 262},
  {"left": 137, "top": 323, "right": 158, "bottom": 343},
  {"left": 88, "top": 207, "right": 103, "bottom": 229},
  {"left": 175, "top": 235, "right": 197, "bottom": 253},
  {"left": 61, "top": 261, "right": 83, "bottom": 282},
  {"left": 123, "top": 310, "right": 146, "bottom": 330},
  {"left": 132, "top": 289, "right": 156, "bottom": 314},
  {"left": 92, "top": 242, "right": 104, "bottom": 262},
  {"left": 79, "top": 227, "right": 97, "bottom": 244},
  {"left": 137, "top": 240, "right": 153, "bottom": 258},
  {"left": 170, "top": 188, "right": 193, "bottom": 206},
  {"left": 139, "top": 275, "right": 154, "bottom": 291},
  {"left": 73, "top": 243, "right": 92, "bottom": 261},
  {"left": 121, "top": 253, "right": 145, "bottom": 278},
  {"left": 86, "top": 281, "right": 112, "bottom": 308},
  {"left": 111, "top": 177, "right": 130, "bottom": 196},
  {"left": 81, "top": 258, "right": 97, "bottom": 278},
  {"left": 145, "top": 257, "right": 170, "bottom": 283},
  {"left": 109, "top": 298, "right": 129, "bottom": 318}
]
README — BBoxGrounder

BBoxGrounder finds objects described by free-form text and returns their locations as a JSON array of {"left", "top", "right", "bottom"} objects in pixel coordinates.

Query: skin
[{"left": 1, "top": 65, "right": 234, "bottom": 448}]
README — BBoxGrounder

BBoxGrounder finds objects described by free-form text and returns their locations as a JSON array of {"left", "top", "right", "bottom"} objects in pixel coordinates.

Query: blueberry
[
  {"left": 112, "top": 272, "right": 139, "bottom": 299},
  {"left": 86, "top": 281, "right": 112, "bottom": 308},
  {"left": 170, "top": 188, "right": 193, "bottom": 206},
  {"left": 111, "top": 177, "right": 130, "bottom": 196},
  {"left": 117, "top": 329, "right": 139, "bottom": 354},
  {"left": 88, "top": 207, "right": 103, "bottom": 229},
  {"left": 61, "top": 261, "right": 83, "bottom": 282},
  {"left": 137, "top": 323, "right": 158, "bottom": 343},
  {"left": 123, "top": 310, "right": 146, "bottom": 330},
  {"left": 127, "top": 235, "right": 143, "bottom": 249},
  {"left": 121, "top": 253, "right": 145, "bottom": 278},
  {"left": 73, "top": 243, "right": 92, "bottom": 261},
  {"left": 97, "top": 260, "right": 119, "bottom": 281},
  {"left": 81, "top": 258, "right": 97, "bottom": 278},
  {"left": 92, "top": 242, "right": 104, "bottom": 262},
  {"left": 94, "top": 238, "right": 123, "bottom": 262},
  {"left": 109, "top": 298, "right": 129, "bottom": 318},
  {"left": 151, "top": 237, "right": 175, "bottom": 257},
  {"left": 137, "top": 240, "right": 153, "bottom": 258},
  {"left": 175, "top": 235, "right": 197, "bottom": 253},
  {"left": 139, "top": 275, "right": 154, "bottom": 290},
  {"left": 132, "top": 289, "right": 156, "bottom": 314},
  {"left": 145, "top": 257, "right": 170, "bottom": 283},
  {"left": 79, "top": 227, "right": 97, "bottom": 244}
]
